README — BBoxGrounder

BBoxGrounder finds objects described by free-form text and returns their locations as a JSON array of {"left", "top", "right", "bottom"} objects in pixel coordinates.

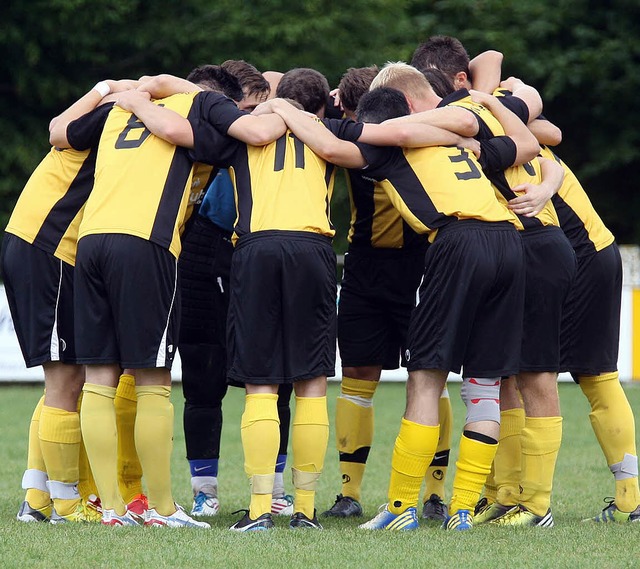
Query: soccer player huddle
[{"left": 2, "top": 35, "right": 638, "bottom": 531}]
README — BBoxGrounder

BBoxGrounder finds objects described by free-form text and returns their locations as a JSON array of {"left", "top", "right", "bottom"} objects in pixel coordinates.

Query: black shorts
[
  {"left": 227, "top": 230, "right": 337, "bottom": 385},
  {"left": 74, "top": 234, "right": 180, "bottom": 369},
  {"left": 338, "top": 246, "right": 426, "bottom": 369},
  {"left": 1, "top": 233, "right": 77, "bottom": 367},
  {"left": 519, "top": 226, "right": 577, "bottom": 372},
  {"left": 406, "top": 221, "right": 525, "bottom": 377},
  {"left": 561, "top": 243, "right": 622, "bottom": 376}
]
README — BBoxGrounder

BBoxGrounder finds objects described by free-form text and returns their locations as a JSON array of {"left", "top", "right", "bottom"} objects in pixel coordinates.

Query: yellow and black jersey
[
  {"left": 67, "top": 92, "right": 242, "bottom": 257},
  {"left": 345, "top": 168, "right": 426, "bottom": 250},
  {"left": 442, "top": 89, "right": 554, "bottom": 230},
  {"left": 5, "top": 146, "right": 96, "bottom": 266},
  {"left": 189, "top": 111, "right": 365, "bottom": 243},
  {"left": 503, "top": 157, "right": 559, "bottom": 227},
  {"left": 541, "top": 146, "right": 614, "bottom": 257},
  {"left": 356, "top": 142, "right": 519, "bottom": 242}
]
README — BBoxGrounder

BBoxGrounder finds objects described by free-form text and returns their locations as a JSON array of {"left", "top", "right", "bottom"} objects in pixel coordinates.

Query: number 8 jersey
[{"left": 67, "top": 92, "right": 243, "bottom": 257}]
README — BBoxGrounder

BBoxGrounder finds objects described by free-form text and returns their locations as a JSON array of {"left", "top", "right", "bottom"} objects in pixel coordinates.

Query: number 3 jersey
[
  {"left": 67, "top": 92, "right": 244, "bottom": 257},
  {"left": 356, "top": 140, "right": 521, "bottom": 242}
]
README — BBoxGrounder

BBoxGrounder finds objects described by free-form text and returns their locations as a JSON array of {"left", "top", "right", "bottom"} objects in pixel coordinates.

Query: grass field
[{"left": 0, "top": 381, "right": 639, "bottom": 568}]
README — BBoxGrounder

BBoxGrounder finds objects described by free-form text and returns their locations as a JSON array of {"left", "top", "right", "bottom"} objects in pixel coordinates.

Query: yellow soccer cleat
[{"left": 490, "top": 504, "right": 554, "bottom": 528}]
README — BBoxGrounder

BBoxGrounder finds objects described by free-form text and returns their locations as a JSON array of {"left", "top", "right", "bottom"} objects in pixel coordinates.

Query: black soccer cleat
[
  {"left": 322, "top": 494, "right": 363, "bottom": 518},
  {"left": 229, "top": 510, "right": 274, "bottom": 532},
  {"left": 290, "top": 510, "right": 323, "bottom": 529}
]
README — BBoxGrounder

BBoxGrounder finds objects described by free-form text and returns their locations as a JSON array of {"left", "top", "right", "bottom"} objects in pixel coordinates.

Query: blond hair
[{"left": 369, "top": 61, "right": 433, "bottom": 100}]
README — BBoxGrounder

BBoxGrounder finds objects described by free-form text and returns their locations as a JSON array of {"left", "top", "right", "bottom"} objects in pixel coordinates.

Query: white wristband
[{"left": 93, "top": 81, "right": 111, "bottom": 98}]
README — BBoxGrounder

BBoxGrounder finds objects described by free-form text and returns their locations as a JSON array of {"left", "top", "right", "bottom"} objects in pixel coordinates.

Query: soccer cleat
[
  {"left": 490, "top": 504, "right": 554, "bottom": 528},
  {"left": 16, "top": 500, "right": 51, "bottom": 523},
  {"left": 358, "top": 504, "right": 419, "bottom": 531},
  {"left": 50, "top": 501, "right": 102, "bottom": 524},
  {"left": 290, "top": 510, "right": 323, "bottom": 529},
  {"left": 444, "top": 509, "right": 473, "bottom": 531},
  {"left": 229, "top": 510, "right": 274, "bottom": 532},
  {"left": 101, "top": 508, "right": 139, "bottom": 526},
  {"left": 271, "top": 494, "right": 294, "bottom": 516},
  {"left": 126, "top": 493, "right": 148, "bottom": 522},
  {"left": 474, "top": 497, "right": 512, "bottom": 524},
  {"left": 584, "top": 498, "right": 640, "bottom": 523},
  {"left": 422, "top": 493, "right": 448, "bottom": 522},
  {"left": 322, "top": 494, "right": 363, "bottom": 518},
  {"left": 191, "top": 491, "right": 220, "bottom": 517},
  {"left": 144, "top": 506, "right": 210, "bottom": 528}
]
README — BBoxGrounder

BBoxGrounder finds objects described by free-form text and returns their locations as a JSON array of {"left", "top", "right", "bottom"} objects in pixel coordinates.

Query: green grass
[{"left": 0, "top": 382, "right": 639, "bottom": 568}]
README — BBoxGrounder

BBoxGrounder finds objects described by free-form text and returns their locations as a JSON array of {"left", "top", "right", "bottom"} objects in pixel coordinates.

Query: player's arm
[
  {"left": 528, "top": 118, "right": 563, "bottom": 147},
  {"left": 115, "top": 90, "right": 196, "bottom": 147},
  {"left": 361, "top": 122, "right": 476, "bottom": 150},
  {"left": 469, "top": 49, "right": 503, "bottom": 94},
  {"left": 470, "top": 90, "right": 540, "bottom": 165},
  {"left": 49, "top": 79, "right": 138, "bottom": 147},
  {"left": 500, "top": 76, "right": 543, "bottom": 124},
  {"left": 267, "top": 98, "right": 366, "bottom": 168},
  {"left": 508, "top": 157, "right": 565, "bottom": 217},
  {"left": 137, "top": 74, "right": 202, "bottom": 98},
  {"left": 383, "top": 106, "right": 478, "bottom": 137}
]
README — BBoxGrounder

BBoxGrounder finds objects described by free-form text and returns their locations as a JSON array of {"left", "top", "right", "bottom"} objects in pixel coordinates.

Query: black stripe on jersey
[
  {"left": 386, "top": 158, "right": 456, "bottom": 231},
  {"left": 149, "top": 146, "right": 193, "bottom": 249},
  {"left": 551, "top": 193, "right": 597, "bottom": 257},
  {"left": 348, "top": 171, "right": 375, "bottom": 247},
  {"left": 293, "top": 134, "right": 305, "bottom": 169},
  {"left": 274, "top": 135, "right": 286, "bottom": 171},
  {"left": 325, "top": 163, "right": 335, "bottom": 230},
  {"left": 231, "top": 146, "right": 252, "bottom": 238},
  {"left": 32, "top": 147, "right": 98, "bottom": 254}
]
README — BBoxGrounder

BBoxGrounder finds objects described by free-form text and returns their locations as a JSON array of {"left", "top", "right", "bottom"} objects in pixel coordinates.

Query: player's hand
[
  {"left": 330, "top": 88, "right": 342, "bottom": 109},
  {"left": 251, "top": 100, "right": 276, "bottom": 115},
  {"left": 469, "top": 89, "right": 495, "bottom": 107},
  {"left": 499, "top": 76, "right": 523, "bottom": 92},
  {"left": 107, "top": 79, "right": 140, "bottom": 93},
  {"left": 137, "top": 74, "right": 200, "bottom": 98},
  {"left": 114, "top": 90, "right": 151, "bottom": 112},
  {"left": 508, "top": 182, "right": 553, "bottom": 217},
  {"left": 459, "top": 137, "right": 481, "bottom": 158}
]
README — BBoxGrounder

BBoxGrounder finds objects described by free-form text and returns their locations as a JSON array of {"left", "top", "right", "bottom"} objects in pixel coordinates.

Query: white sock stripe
[{"left": 340, "top": 393, "right": 373, "bottom": 408}]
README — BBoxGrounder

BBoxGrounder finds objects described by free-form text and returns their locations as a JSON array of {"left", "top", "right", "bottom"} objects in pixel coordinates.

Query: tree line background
[{"left": 2, "top": 0, "right": 639, "bottom": 252}]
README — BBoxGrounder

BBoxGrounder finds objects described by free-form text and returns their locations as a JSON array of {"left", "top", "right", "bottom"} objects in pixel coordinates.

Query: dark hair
[
  {"left": 338, "top": 65, "right": 379, "bottom": 113},
  {"left": 186, "top": 64, "right": 244, "bottom": 101},
  {"left": 421, "top": 68, "right": 455, "bottom": 98},
  {"left": 276, "top": 68, "right": 330, "bottom": 115},
  {"left": 221, "top": 59, "right": 270, "bottom": 101},
  {"left": 355, "top": 87, "right": 410, "bottom": 124},
  {"left": 411, "top": 35, "right": 471, "bottom": 83}
]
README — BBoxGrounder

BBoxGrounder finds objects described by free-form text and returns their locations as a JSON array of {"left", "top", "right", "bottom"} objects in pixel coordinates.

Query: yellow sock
[
  {"left": 292, "top": 396, "right": 329, "bottom": 518},
  {"left": 39, "top": 406, "right": 81, "bottom": 515},
  {"left": 388, "top": 418, "right": 439, "bottom": 514},
  {"left": 425, "top": 392, "right": 452, "bottom": 501},
  {"left": 135, "top": 385, "right": 174, "bottom": 516},
  {"left": 24, "top": 395, "right": 50, "bottom": 509},
  {"left": 519, "top": 416, "right": 562, "bottom": 516},
  {"left": 241, "top": 393, "right": 280, "bottom": 519},
  {"left": 495, "top": 407, "right": 525, "bottom": 506},
  {"left": 580, "top": 372, "right": 640, "bottom": 512},
  {"left": 450, "top": 432, "right": 498, "bottom": 514},
  {"left": 76, "top": 392, "right": 99, "bottom": 502},
  {"left": 336, "top": 376, "right": 377, "bottom": 502},
  {"left": 115, "top": 373, "right": 144, "bottom": 503},
  {"left": 81, "top": 383, "right": 125, "bottom": 515}
]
